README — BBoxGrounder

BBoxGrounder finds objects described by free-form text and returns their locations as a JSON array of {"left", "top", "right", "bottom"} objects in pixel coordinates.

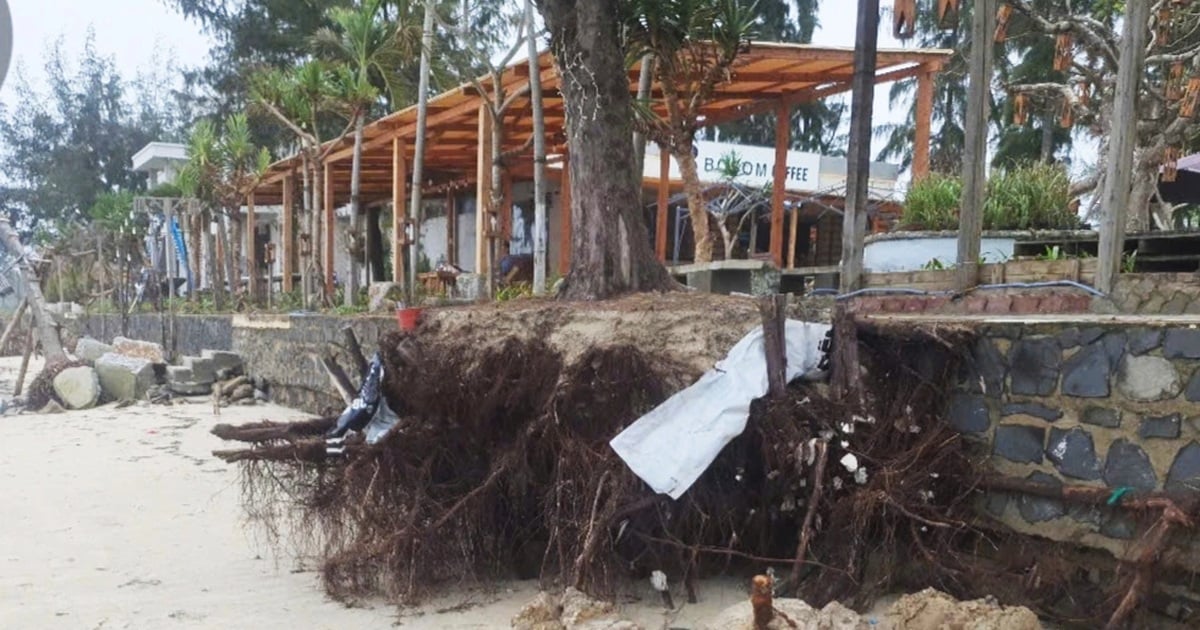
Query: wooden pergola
[{"left": 248, "top": 42, "right": 951, "bottom": 295}]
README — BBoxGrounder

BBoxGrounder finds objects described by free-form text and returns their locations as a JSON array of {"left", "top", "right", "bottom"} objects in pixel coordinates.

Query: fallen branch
[
  {"left": 213, "top": 440, "right": 329, "bottom": 464},
  {"left": 212, "top": 417, "right": 336, "bottom": 444}
]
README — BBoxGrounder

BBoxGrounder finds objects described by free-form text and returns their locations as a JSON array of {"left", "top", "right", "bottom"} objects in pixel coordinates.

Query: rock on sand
[{"left": 52, "top": 365, "right": 100, "bottom": 410}]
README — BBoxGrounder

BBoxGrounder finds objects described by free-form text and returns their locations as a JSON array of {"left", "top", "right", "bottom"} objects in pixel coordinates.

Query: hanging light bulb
[
  {"left": 1013, "top": 92, "right": 1030, "bottom": 126},
  {"left": 995, "top": 4, "right": 1014, "bottom": 44},
  {"left": 893, "top": 0, "right": 917, "bottom": 39},
  {"left": 1054, "top": 32, "right": 1074, "bottom": 72},
  {"left": 1163, "top": 147, "right": 1181, "bottom": 183},
  {"left": 937, "top": 0, "right": 960, "bottom": 30}
]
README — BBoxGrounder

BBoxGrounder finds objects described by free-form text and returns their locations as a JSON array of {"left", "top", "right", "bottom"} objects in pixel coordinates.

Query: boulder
[
  {"left": 368, "top": 282, "right": 403, "bottom": 312},
  {"left": 73, "top": 337, "right": 114, "bottom": 363},
  {"left": 95, "top": 352, "right": 157, "bottom": 402},
  {"left": 705, "top": 598, "right": 869, "bottom": 629},
  {"left": 113, "top": 336, "right": 166, "bottom": 364},
  {"left": 52, "top": 366, "right": 101, "bottom": 410}
]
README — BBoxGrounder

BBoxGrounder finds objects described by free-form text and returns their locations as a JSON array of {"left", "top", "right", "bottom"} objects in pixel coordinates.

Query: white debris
[
  {"left": 854, "top": 467, "right": 868, "bottom": 485},
  {"left": 650, "top": 570, "right": 668, "bottom": 592},
  {"left": 840, "top": 453, "right": 859, "bottom": 473}
]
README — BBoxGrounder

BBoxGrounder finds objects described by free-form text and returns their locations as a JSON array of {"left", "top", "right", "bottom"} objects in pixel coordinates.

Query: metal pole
[
  {"left": 1096, "top": 2, "right": 1151, "bottom": 293},
  {"left": 956, "top": 0, "right": 996, "bottom": 291},
  {"left": 838, "top": 0, "right": 880, "bottom": 293}
]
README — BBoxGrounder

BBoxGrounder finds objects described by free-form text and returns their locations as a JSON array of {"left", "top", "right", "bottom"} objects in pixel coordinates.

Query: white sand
[{"left": 0, "top": 356, "right": 750, "bottom": 629}]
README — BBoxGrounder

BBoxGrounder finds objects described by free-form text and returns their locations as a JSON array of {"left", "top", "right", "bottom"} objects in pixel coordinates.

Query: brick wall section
[{"left": 849, "top": 291, "right": 1094, "bottom": 316}]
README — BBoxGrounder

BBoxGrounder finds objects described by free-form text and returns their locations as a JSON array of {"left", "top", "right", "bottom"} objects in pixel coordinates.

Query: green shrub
[
  {"left": 901, "top": 163, "right": 1078, "bottom": 232},
  {"left": 984, "top": 162, "right": 1076, "bottom": 230},
  {"left": 901, "top": 173, "right": 961, "bottom": 231}
]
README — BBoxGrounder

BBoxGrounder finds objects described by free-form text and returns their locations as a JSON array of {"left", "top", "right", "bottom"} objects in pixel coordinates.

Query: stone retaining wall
[
  {"left": 949, "top": 321, "right": 1200, "bottom": 564},
  {"left": 1113, "top": 273, "right": 1200, "bottom": 314},
  {"left": 79, "top": 314, "right": 234, "bottom": 359}
]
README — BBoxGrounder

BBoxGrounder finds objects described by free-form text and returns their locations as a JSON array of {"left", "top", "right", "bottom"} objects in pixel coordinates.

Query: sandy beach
[{"left": 0, "top": 356, "right": 753, "bottom": 630}]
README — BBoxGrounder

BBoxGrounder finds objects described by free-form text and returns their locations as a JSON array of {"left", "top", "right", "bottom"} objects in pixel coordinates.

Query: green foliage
[
  {"left": 178, "top": 113, "right": 272, "bottom": 211},
  {"left": 1122, "top": 250, "right": 1138, "bottom": 274},
  {"left": 902, "top": 164, "right": 1077, "bottom": 232},
  {"left": 922, "top": 258, "right": 947, "bottom": 271},
  {"left": 496, "top": 283, "right": 533, "bottom": 302},
  {"left": 146, "top": 182, "right": 184, "bottom": 198},
  {"left": 0, "top": 33, "right": 189, "bottom": 231},
  {"left": 983, "top": 163, "right": 1076, "bottom": 231},
  {"left": 88, "top": 191, "right": 137, "bottom": 233},
  {"left": 1038, "top": 245, "right": 1065, "bottom": 261},
  {"left": 901, "top": 174, "right": 962, "bottom": 231}
]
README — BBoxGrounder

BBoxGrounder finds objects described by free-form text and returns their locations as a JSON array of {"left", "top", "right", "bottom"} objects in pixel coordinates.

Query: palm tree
[
  {"left": 178, "top": 114, "right": 272, "bottom": 310},
  {"left": 251, "top": 60, "right": 348, "bottom": 306},
  {"left": 314, "top": 0, "right": 420, "bottom": 307},
  {"left": 625, "top": 0, "right": 758, "bottom": 263}
]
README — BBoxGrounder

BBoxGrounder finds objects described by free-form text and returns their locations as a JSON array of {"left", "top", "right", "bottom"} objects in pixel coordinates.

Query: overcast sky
[{"left": 1, "top": 1, "right": 917, "bottom": 156}]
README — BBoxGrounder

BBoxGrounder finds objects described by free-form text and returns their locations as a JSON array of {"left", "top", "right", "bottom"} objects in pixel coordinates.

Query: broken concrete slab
[
  {"left": 113, "top": 336, "right": 166, "bottom": 364},
  {"left": 201, "top": 350, "right": 244, "bottom": 376},
  {"left": 181, "top": 356, "right": 216, "bottom": 384},
  {"left": 52, "top": 366, "right": 101, "bottom": 410},
  {"left": 73, "top": 337, "right": 114, "bottom": 363},
  {"left": 165, "top": 365, "right": 212, "bottom": 396},
  {"left": 95, "top": 352, "right": 157, "bottom": 402}
]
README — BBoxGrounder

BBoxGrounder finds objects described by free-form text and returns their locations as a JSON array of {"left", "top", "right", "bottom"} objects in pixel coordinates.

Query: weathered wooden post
[
  {"left": 0, "top": 217, "right": 66, "bottom": 363},
  {"left": 760, "top": 294, "right": 788, "bottom": 399},
  {"left": 838, "top": 0, "right": 880, "bottom": 293},
  {"left": 956, "top": 0, "right": 996, "bottom": 291},
  {"left": 1097, "top": 2, "right": 1152, "bottom": 294}
]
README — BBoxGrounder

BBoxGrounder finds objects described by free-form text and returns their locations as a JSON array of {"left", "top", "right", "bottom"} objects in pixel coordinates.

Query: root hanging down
[{"left": 210, "top": 323, "right": 1175, "bottom": 624}]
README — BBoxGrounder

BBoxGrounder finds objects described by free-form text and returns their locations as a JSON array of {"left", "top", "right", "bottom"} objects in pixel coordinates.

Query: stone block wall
[
  {"left": 950, "top": 322, "right": 1200, "bottom": 562},
  {"left": 79, "top": 314, "right": 233, "bottom": 359},
  {"left": 848, "top": 291, "right": 1094, "bottom": 316},
  {"left": 1112, "top": 273, "right": 1200, "bottom": 314},
  {"left": 231, "top": 314, "right": 396, "bottom": 415}
]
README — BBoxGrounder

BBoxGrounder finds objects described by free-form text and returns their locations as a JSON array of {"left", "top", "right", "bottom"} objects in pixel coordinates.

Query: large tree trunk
[
  {"left": 346, "top": 112, "right": 366, "bottom": 307},
  {"left": 221, "top": 213, "right": 239, "bottom": 302},
  {"left": 675, "top": 148, "right": 715, "bottom": 262},
  {"left": 0, "top": 217, "right": 66, "bottom": 364},
  {"left": 528, "top": 0, "right": 550, "bottom": 294},
  {"left": 538, "top": 0, "right": 676, "bottom": 300},
  {"left": 188, "top": 208, "right": 202, "bottom": 303}
]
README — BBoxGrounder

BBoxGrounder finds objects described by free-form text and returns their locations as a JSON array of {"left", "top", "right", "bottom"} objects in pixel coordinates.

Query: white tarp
[{"left": 609, "top": 320, "right": 832, "bottom": 499}]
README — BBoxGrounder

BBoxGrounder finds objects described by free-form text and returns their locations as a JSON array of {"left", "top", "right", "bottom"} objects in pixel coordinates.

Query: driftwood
[
  {"left": 14, "top": 327, "right": 35, "bottom": 397},
  {"left": 0, "top": 298, "right": 28, "bottom": 354},
  {"left": 316, "top": 354, "right": 356, "bottom": 404},
  {"left": 214, "top": 439, "right": 329, "bottom": 464},
  {"left": 0, "top": 217, "right": 66, "bottom": 363},
  {"left": 758, "top": 294, "right": 787, "bottom": 399},
  {"left": 212, "top": 417, "right": 335, "bottom": 443},
  {"left": 341, "top": 326, "right": 369, "bottom": 381}
]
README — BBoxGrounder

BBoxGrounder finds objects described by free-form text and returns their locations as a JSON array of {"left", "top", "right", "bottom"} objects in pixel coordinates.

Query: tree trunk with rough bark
[
  {"left": 222, "top": 212, "right": 239, "bottom": 300},
  {"left": 537, "top": 0, "right": 677, "bottom": 300},
  {"left": 675, "top": 148, "right": 714, "bottom": 262},
  {"left": 0, "top": 218, "right": 66, "bottom": 364}
]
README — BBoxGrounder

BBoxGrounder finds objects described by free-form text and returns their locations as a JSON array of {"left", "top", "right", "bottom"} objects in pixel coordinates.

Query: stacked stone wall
[{"left": 949, "top": 322, "right": 1200, "bottom": 565}]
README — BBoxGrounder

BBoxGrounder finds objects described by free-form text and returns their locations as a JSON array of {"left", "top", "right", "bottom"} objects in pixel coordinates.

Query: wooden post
[
  {"left": 956, "top": 0, "right": 996, "bottom": 291},
  {"left": 759, "top": 294, "right": 788, "bottom": 399},
  {"left": 559, "top": 152, "right": 572, "bottom": 276},
  {"left": 770, "top": 103, "right": 790, "bottom": 269},
  {"left": 788, "top": 205, "right": 800, "bottom": 269},
  {"left": 1097, "top": 2, "right": 1151, "bottom": 294},
  {"left": 475, "top": 105, "right": 493, "bottom": 276},
  {"left": 246, "top": 193, "right": 258, "bottom": 302},
  {"left": 913, "top": 67, "right": 935, "bottom": 181},
  {"left": 393, "top": 137, "right": 408, "bottom": 284},
  {"left": 656, "top": 149, "right": 670, "bottom": 261},
  {"left": 282, "top": 175, "right": 295, "bottom": 293},
  {"left": 324, "top": 162, "right": 335, "bottom": 299},
  {"left": 0, "top": 217, "right": 65, "bottom": 363},
  {"left": 446, "top": 189, "right": 457, "bottom": 267},
  {"left": 838, "top": 0, "right": 880, "bottom": 293}
]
